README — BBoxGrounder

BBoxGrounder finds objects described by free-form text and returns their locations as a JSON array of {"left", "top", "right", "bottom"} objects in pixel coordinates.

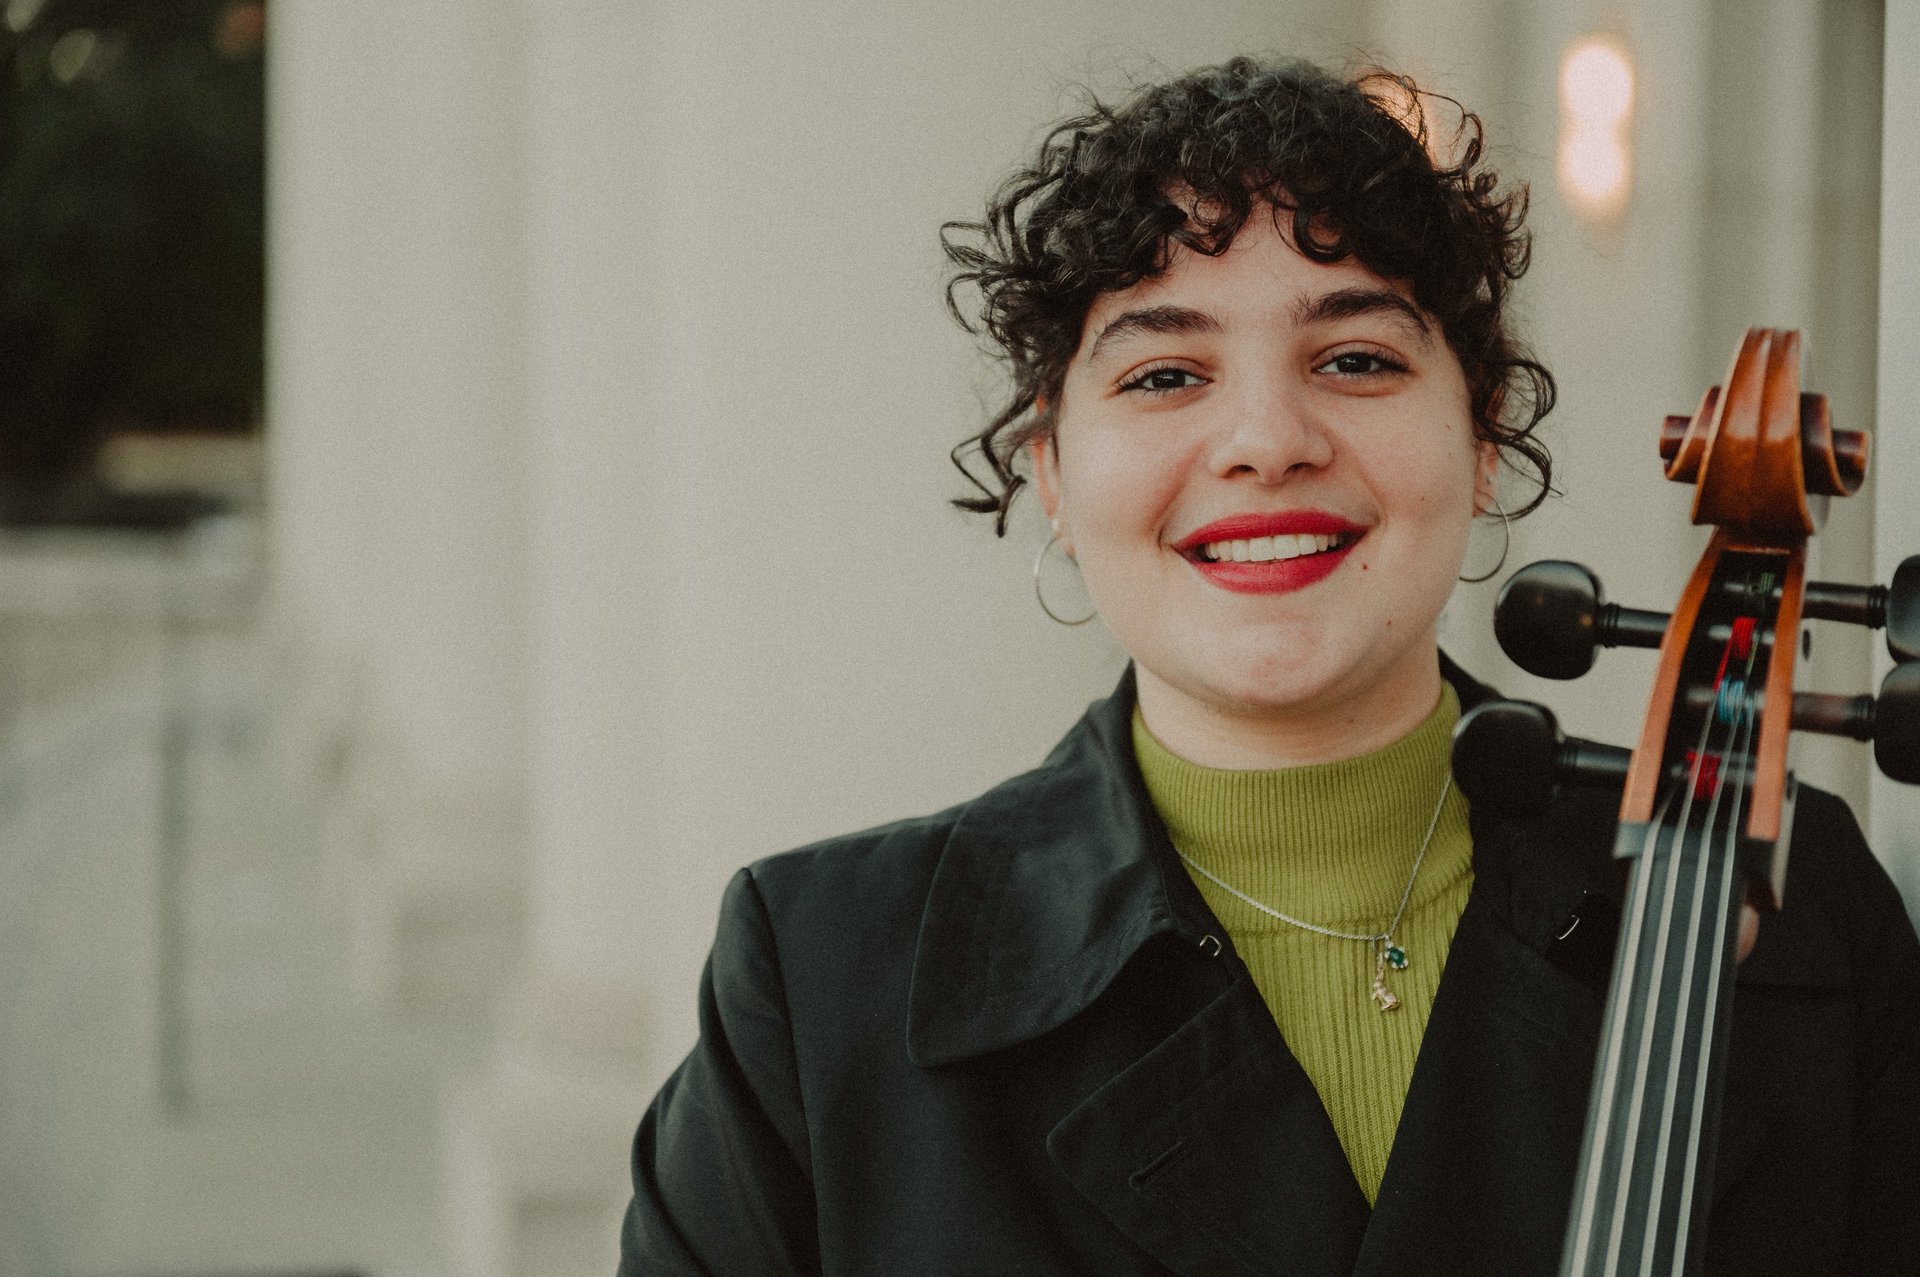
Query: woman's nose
[{"left": 1205, "top": 376, "right": 1334, "bottom": 481}]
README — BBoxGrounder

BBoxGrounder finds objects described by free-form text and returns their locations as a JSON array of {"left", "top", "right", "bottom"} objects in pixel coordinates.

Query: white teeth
[{"left": 1198, "top": 532, "right": 1349, "bottom": 563}]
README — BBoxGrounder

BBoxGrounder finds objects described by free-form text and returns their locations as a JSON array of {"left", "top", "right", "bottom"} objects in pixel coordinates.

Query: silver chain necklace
[{"left": 1175, "top": 773, "right": 1452, "bottom": 1012}]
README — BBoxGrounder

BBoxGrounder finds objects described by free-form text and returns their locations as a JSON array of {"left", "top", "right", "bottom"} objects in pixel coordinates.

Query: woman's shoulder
[
  {"left": 708, "top": 680, "right": 1175, "bottom": 1066},
  {"left": 699, "top": 741, "right": 1126, "bottom": 1069},
  {"left": 726, "top": 761, "right": 1091, "bottom": 963},
  {"left": 1767, "top": 783, "right": 1920, "bottom": 978},
  {"left": 738, "top": 798, "right": 975, "bottom": 930},
  {"left": 1729, "top": 782, "right": 1920, "bottom": 1022}
]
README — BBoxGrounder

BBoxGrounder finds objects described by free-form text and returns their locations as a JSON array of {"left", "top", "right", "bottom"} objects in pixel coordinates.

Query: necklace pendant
[
  {"left": 1370, "top": 975, "right": 1401, "bottom": 1012},
  {"left": 1385, "top": 945, "right": 1408, "bottom": 970}
]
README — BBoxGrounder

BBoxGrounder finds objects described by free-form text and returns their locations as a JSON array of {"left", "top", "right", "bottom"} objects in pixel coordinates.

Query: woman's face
[{"left": 1033, "top": 209, "right": 1494, "bottom": 765}]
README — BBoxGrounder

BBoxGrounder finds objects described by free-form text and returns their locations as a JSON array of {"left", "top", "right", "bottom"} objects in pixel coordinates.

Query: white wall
[
  {"left": 268, "top": 0, "right": 533, "bottom": 988},
  {"left": 1875, "top": 0, "right": 1920, "bottom": 914}
]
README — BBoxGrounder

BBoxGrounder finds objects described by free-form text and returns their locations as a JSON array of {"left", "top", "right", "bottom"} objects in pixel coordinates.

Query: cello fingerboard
[{"left": 1560, "top": 806, "right": 1746, "bottom": 1276}]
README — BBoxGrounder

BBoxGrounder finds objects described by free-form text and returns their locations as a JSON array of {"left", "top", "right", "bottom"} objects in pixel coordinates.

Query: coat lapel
[
  {"left": 1047, "top": 964, "right": 1371, "bottom": 1277},
  {"left": 1357, "top": 780, "right": 1621, "bottom": 1273},
  {"left": 1355, "top": 894, "right": 1605, "bottom": 1273},
  {"left": 906, "top": 668, "right": 1201, "bottom": 1068}
]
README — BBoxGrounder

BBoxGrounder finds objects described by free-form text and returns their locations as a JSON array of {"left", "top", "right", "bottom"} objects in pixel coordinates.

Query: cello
[{"left": 1450, "top": 327, "right": 1920, "bottom": 1274}]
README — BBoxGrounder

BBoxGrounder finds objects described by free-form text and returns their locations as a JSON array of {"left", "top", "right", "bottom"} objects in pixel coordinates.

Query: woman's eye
[
  {"left": 1120, "top": 366, "right": 1205, "bottom": 393},
  {"left": 1316, "top": 350, "right": 1407, "bottom": 377}
]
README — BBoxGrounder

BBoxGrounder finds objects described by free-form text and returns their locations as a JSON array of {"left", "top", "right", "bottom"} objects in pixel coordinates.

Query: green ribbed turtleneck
[{"left": 1131, "top": 687, "right": 1474, "bottom": 1205}]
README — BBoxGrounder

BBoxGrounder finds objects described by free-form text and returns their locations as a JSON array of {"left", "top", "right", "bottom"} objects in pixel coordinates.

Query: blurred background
[{"left": 0, "top": 0, "right": 1911, "bottom": 1272}]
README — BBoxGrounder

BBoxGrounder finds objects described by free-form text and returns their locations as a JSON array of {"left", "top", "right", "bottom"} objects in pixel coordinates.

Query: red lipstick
[{"left": 1173, "top": 510, "right": 1366, "bottom": 595}]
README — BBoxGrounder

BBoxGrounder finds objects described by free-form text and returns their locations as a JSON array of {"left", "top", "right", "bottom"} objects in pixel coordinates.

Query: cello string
[
  {"left": 1646, "top": 678, "right": 1755, "bottom": 1272},
  {"left": 1595, "top": 648, "right": 1731, "bottom": 1276},
  {"left": 1587, "top": 582, "right": 1765, "bottom": 1276},
  {"left": 1573, "top": 567, "right": 1781, "bottom": 1275},
  {"left": 1603, "top": 791, "right": 1694, "bottom": 1271},
  {"left": 1668, "top": 639, "right": 1764, "bottom": 1271},
  {"left": 1666, "top": 735, "right": 1749, "bottom": 1273},
  {"left": 1641, "top": 623, "right": 1762, "bottom": 1267},
  {"left": 1567, "top": 788, "right": 1672, "bottom": 1274}
]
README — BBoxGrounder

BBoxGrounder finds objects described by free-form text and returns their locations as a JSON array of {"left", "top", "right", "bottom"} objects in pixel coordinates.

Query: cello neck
[
  {"left": 1563, "top": 536, "right": 1794, "bottom": 1275},
  {"left": 1561, "top": 801, "right": 1748, "bottom": 1274}
]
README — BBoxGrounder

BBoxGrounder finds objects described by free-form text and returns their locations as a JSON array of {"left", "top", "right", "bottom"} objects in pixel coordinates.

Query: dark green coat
[{"left": 620, "top": 663, "right": 1920, "bottom": 1275}]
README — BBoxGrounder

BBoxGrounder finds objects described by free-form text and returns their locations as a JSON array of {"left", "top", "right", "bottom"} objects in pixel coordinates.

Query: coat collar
[
  {"left": 905, "top": 664, "right": 1216, "bottom": 1067},
  {"left": 905, "top": 654, "right": 1578, "bottom": 1069}
]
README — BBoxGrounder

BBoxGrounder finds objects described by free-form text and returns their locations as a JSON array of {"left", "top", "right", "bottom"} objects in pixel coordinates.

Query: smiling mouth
[{"left": 1192, "top": 531, "right": 1359, "bottom": 564}]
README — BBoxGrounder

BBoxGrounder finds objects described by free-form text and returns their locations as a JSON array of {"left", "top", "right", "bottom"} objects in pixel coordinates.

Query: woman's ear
[
  {"left": 1028, "top": 435, "right": 1071, "bottom": 554},
  {"left": 1473, "top": 442, "right": 1500, "bottom": 516}
]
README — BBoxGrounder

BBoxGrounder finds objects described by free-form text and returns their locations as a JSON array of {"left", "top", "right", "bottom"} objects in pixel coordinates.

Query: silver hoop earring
[
  {"left": 1457, "top": 497, "right": 1510, "bottom": 584},
  {"left": 1033, "top": 533, "right": 1097, "bottom": 626}
]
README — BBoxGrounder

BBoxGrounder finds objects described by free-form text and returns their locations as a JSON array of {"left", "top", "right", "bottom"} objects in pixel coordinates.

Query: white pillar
[
  {"left": 1874, "top": 0, "right": 1920, "bottom": 918},
  {"left": 267, "top": 0, "right": 533, "bottom": 991}
]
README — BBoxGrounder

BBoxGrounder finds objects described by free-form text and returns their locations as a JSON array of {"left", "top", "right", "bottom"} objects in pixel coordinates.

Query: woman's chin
[
  {"left": 1132, "top": 633, "right": 1445, "bottom": 754},
  {"left": 1140, "top": 656, "right": 1349, "bottom": 727}
]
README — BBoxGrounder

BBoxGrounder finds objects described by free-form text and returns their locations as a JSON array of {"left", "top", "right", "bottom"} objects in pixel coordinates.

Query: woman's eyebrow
[
  {"left": 1085, "top": 304, "right": 1221, "bottom": 362},
  {"left": 1293, "top": 287, "right": 1433, "bottom": 344}
]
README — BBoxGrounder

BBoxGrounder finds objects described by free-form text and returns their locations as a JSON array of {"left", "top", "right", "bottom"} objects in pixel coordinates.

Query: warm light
[
  {"left": 1560, "top": 39, "right": 1634, "bottom": 125},
  {"left": 1558, "top": 129, "right": 1631, "bottom": 216},
  {"left": 1557, "top": 34, "right": 1635, "bottom": 224}
]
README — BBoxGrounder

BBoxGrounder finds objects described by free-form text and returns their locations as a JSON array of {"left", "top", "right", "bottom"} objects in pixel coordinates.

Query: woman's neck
[{"left": 1133, "top": 646, "right": 1446, "bottom": 769}]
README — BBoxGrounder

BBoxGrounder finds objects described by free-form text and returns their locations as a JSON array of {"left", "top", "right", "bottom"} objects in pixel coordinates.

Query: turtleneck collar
[{"left": 1131, "top": 685, "right": 1470, "bottom": 932}]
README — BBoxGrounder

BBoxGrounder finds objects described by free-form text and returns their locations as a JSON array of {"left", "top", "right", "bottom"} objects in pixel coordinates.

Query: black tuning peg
[
  {"left": 1451, "top": 699, "right": 1632, "bottom": 818},
  {"left": 1802, "top": 555, "right": 1920, "bottom": 663},
  {"left": 1875, "top": 662, "right": 1920, "bottom": 782},
  {"left": 1494, "top": 561, "right": 1670, "bottom": 680},
  {"left": 1786, "top": 662, "right": 1920, "bottom": 784},
  {"left": 1893, "top": 558, "right": 1920, "bottom": 662}
]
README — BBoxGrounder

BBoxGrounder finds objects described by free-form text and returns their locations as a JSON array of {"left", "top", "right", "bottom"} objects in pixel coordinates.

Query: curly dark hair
[{"left": 942, "top": 56, "right": 1556, "bottom": 534}]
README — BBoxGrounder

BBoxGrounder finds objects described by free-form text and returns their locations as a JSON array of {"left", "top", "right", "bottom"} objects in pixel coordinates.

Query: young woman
[{"left": 619, "top": 58, "right": 1920, "bottom": 1275}]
